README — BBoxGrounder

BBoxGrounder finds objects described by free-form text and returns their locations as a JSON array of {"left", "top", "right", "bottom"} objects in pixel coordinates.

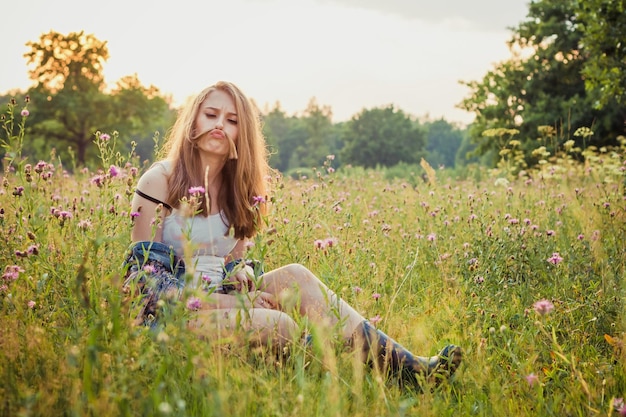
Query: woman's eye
[
  {"left": 206, "top": 113, "right": 216, "bottom": 118},
  {"left": 228, "top": 119, "right": 238, "bottom": 125}
]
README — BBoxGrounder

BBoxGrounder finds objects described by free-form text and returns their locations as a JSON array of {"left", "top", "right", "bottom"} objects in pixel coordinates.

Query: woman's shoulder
[{"left": 136, "top": 160, "right": 171, "bottom": 195}]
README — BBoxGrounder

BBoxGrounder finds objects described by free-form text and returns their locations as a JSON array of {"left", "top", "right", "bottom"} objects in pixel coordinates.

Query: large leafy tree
[
  {"left": 262, "top": 103, "right": 308, "bottom": 172},
  {"left": 297, "top": 98, "right": 334, "bottom": 168},
  {"left": 578, "top": 0, "right": 626, "bottom": 109},
  {"left": 460, "top": 0, "right": 625, "bottom": 165},
  {"left": 22, "top": 31, "right": 171, "bottom": 167},
  {"left": 341, "top": 105, "right": 425, "bottom": 169},
  {"left": 423, "top": 118, "right": 464, "bottom": 169}
]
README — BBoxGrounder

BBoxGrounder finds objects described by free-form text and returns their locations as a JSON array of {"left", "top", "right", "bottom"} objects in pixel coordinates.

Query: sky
[{"left": 1, "top": 0, "right": 530, "bottom": 125}]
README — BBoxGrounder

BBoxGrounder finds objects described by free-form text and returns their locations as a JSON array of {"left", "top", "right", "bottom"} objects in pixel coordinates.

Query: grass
[{"left": 1, "top": 100, "right": 625, "bottom": 416}]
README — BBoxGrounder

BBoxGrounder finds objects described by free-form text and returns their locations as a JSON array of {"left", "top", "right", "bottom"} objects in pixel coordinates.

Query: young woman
[{"left": 123, "top": 81, "right": 462, "bottom": 390}]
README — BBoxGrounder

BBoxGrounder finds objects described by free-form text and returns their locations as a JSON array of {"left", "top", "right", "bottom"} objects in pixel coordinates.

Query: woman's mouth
[{"left": 210, "top": 129, "right": 225, "bottom": 139}]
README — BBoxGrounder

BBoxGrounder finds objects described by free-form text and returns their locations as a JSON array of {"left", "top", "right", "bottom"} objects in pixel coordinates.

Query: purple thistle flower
[
  {"left": 547, "top": 252, "right": 563, "bottom": 265},
  {"left": 99, "top": 133, "right": 111, "bottom": 141},
  {"left": 21, "top": 109, "right": 29, "bottom": 117},
  {"left": 109, "top": 165, "right": 120, "bottom": 178},
  {"left": 186, "top": 297, "right": 202, "bottom": 311},
  {"left": 188, "top": 186, "right": 205, "bottom": 195},
  {"left": 533, "top": 299, "right": 554, "bottom": 315},
  {"left": 525, "top": 373, "right": 539, "bottom": 387},
  {"left": 2, "top": 265, "right": 24, "bottom": 281}
]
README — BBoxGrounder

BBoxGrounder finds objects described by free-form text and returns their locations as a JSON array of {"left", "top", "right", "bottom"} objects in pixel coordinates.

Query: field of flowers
[{"left": 1, "top": 100, "right": 625, "bottom": 416}]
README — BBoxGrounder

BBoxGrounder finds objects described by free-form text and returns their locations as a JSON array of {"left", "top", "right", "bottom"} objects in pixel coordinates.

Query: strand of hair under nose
[{"left": 191, "top": 129, "right": 238, "bottom": 160}]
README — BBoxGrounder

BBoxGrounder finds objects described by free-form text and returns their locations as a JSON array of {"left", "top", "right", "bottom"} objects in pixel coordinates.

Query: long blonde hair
[{"left": 160, "top": 81, "right": 270, "bottom": 239}]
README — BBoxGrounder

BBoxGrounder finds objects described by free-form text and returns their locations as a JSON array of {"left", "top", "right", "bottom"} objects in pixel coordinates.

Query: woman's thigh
[{"left": 188, "top": 308, "right": 298, "bottom": 347}]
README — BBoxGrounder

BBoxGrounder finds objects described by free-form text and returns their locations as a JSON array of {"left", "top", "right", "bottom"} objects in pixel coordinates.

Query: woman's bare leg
[
  {"left": 188, "top": 307, "right": 299, "bottom": 350},
  {"left": 257, "top": 263, "right": 463, "bottom": 388},
  {"left": 258, "top": 263, "right": 365, "bottom": 338}
]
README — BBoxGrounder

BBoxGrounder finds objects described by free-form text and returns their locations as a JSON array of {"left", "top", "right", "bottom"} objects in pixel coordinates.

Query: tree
[
  {"left": 423, "top": 118, "right": 464, "bottom": 169},
  {"left": 297, "top": 98, "right": 333, "bottom": 168},
  {"left": 341, "top": 105, "right": 425, "bottom": 169},
  {"left": 459, "top": 0, "right": 625, "bottom": 166},
  {"left": 21, "top": 31, "right": 172, "bottom": 167},
  {"left": 578, "top": 0, "right": 626, "bottom": 109},
  {"left": 108, "top": 74, "right": 174, "bottom": 161},
  {"left": 261, "top": 103, "right": 308, "bottom": 172}
]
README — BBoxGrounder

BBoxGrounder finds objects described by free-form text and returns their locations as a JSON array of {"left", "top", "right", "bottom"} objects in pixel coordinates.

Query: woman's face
[{"left": 194, "top": 89, "right": 239, "bottom": 158}]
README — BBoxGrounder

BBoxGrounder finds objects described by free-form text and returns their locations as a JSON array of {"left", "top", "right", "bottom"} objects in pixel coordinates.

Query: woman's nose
[{"left": 214, "top": 116, "right": 224, "bottom": 129}]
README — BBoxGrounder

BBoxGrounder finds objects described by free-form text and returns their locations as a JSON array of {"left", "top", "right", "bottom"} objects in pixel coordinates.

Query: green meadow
[{"left": 1, "top": 103, "right": 625, "bottom": 416}]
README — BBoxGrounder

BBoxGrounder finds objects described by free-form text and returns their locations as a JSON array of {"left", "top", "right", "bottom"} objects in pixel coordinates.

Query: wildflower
[
  {"left": 546, "top": 230, "right": 555, "bottom": 236},
  {"left": 369, "top": 314, "right": 382, "bottom": 325},
  {"left": 21, "top": 109, "right": 29, "bottom": 117},
  {"left": 59, "top": 211, "right": 73, "bottom": 220},
  {"left": 250, "top": 194, "right": 264, "bottom": 205},
  {"left": 533, "top": 299, "right": 554, "bottom": 315},
  {"left": 109, "top": 165, "right": 120, "bottom": 178},
  {"left": 613, "top": 398, "right": 626, "bottom": 415},
  {"left": 201, "top": 274, "right": 212, "bottom": 284},
  {"left": 186, "top": 297, "right": 202, "bottom": 311},
  {"left": 353, "top": 286, "right": 362, "bottom": 294},
  {"left": 27, "top": 300, "right": 36, "bottom": 309},
  {"left": 591, "top": 230, "right": 600, "bottom": 241},
  {"left": 577, "top": 234, "right": 584, "bottom": 240},
  {"left": 314, "top": 239, "right": 325, "bottom": 250},
  {"left": 372, "top": 293, "right": 381, "bottom": 301},
  {"left": 99, "top": 133, "right": 111, "bottom": 141},
  {"left": 90, "top": 174, "right": 106, "bottom": 187},
  {"left": 324, "top": 237, "right": 338, "bottom": 248},
  {"left": 427, "top": 233, "right": 436, "bottom": 242},
  {"left": 188, "top": 186, "right": 205, "bottom": 195},
  {"left": 77, "top": 219, "right": 92, "bottom": 231},
  {"left": 130, "top": 211, "right": 140, "bottom": 219},
  {"left": 26, "top": 245, "right": 39, "bottom": 256},
  {"left": 2, "top": 265, "right": 24, "bottom": 281},
  {"left": 143, "top": 265, "right": 156, "bottom": 274},
  {"left": 547, "top": 252, "right": 563, "bottom": 265},
  {"left": 34, "top": 161, "right": 47, "bottom": 173},
  {"left": 525, "top": 373, "right": 539, "bottom": 387},
  {"left": 12, "top": 186, "right": 24, "bottom": 196}
]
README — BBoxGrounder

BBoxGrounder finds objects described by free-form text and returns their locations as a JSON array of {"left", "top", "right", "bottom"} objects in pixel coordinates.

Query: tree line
[{"left": 2, "top": 0, "right": 625, "bottom": 175}]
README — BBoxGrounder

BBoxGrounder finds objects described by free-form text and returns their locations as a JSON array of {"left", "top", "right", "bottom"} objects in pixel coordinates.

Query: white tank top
[{"left": 162, "top": 210, "right": 238, "bottom": 290}]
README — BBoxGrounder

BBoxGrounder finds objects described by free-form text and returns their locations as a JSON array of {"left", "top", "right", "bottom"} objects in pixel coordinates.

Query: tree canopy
[
  {"left": 459, "top": 0, "right": 626, "bottom": 165},
  {"left": 18, "top": 30, "right": 173, "bottom": 167},
  {"left": 341, "top": 105, "right": 426, "bottom": 169}
]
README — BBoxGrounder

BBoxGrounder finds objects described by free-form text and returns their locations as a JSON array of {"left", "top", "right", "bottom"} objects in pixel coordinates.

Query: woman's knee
[{"left": 253, "top": 309, "right": 298, "bottom": 344}]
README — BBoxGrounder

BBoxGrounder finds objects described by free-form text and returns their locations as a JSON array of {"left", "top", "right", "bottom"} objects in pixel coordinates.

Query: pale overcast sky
[{"left": 1, "top": 0, "right": 529, "bottom": 125}]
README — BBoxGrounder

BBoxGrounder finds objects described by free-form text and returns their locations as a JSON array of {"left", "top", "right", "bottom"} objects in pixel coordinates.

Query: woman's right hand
[{"left": 250, "top": 291, "right": 277, "bottom": 309}]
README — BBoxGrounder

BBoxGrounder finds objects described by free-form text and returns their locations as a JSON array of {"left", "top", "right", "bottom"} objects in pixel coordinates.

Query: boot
[{"left": 352, "top": 321, "right": 462, "bottom": 390}]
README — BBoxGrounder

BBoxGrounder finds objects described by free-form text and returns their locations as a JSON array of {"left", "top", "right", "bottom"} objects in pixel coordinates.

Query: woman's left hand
[{"left": 232, "top": 264, "right": 256, "bottom": 292}]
